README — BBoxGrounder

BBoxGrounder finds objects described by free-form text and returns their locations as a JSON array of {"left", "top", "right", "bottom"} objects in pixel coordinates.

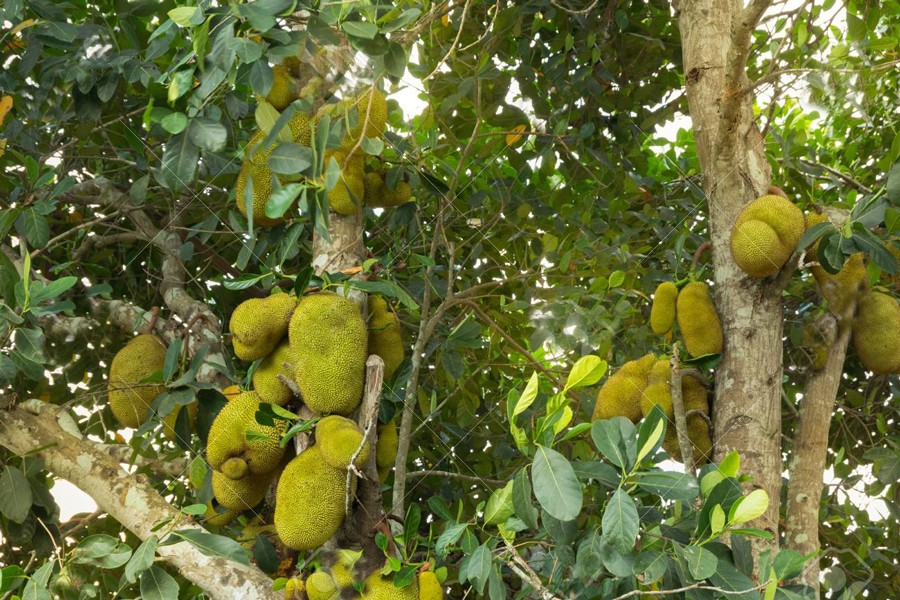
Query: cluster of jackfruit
[
  {"left": 804, "top": 212, "right": 869, "bottom": 317},
  {"left": 648, "top": 281, "right": 723, "bottom": 358},
  {"left": 730, "top": 194, "right": 805, "bottom": 278},
  {"left": 301, "top": 550, "right": 441, "bottom": 599}
]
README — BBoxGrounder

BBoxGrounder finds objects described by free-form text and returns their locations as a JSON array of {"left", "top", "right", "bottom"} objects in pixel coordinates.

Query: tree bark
[
  {"left": 0, "top": 402, "right": 278, "bottom": 600},
  {"left": 676, "top": 0, "right": 783, "bottom": 566}
]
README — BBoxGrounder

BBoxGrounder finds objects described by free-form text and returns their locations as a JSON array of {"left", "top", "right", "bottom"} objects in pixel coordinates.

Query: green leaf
[
  {"left": 139, "top": 566, "right": 179, "bottom": 600},
  {"left": 0, "top": 565, "right": 26, "bottom": 594},
  {"left": 710, "top": 504, "right": 726, "bottom": 535},
  {"left": 228, "top": 38, "right": 264, "bottom": 64},
  {"left": 590, "top": 417, "right": 637, "bottom": 470},
  {"left": 435, "top": 522, "right": 467, "bottom": 557},
  {"left": 29, "top": 276, "right": 76, "bottom": 304},
  {"left": 885, "top": 160, "right": 900, "bottom": 203},
  {"left": 718, "top": 451, "right": 740, "bottom": 478},
  {"left": 463, "top": 543, "right": 492, "bottom": 594},
  {"left": 188, "top": 117, "right": 228, "bottom": 153},
  {"left": 608, "top": 270, "right": 625, "bottom": 288},
  {"left": 564, "top": 355, "right": 607, "bottom": 391},
  {"left": 268, "top": 143, "right": 314, "bottom": 175},
  {"left": 532, "top": 445, "right": 583, "bottom": 521},
  {"left": 266, "top": 183, "right": 304, "bottom": 219},
  {"left": 169, "top": 529, "right": 250, "bottom": 565},
  {"left": 168, "top": 6, "right": 202, "bottom": 27},
  {"left": 796, "top": 221, "right": 834, "bottom": 252},
  {"left": 167, "top": 69, "right": 194, "bottom": 103},
  {"left": 633, "top": 470, "right": 699, "bottom": 501},
  {"left": 16, "top": 209, "right": 49, "bottom": 249},
  {"left": 0, "top": 355, "right": 17, "bottom": 383},
  {"left": 125, "top": 535, "right": 158, "bottom": 583},
  {"left": 483, "top": 480, "right": 514, "bottom": 525},
  {"left": 601, "top": 489, "right": 639, "bottom": 553},
  {"left": 159, "top": 132, "right": 199, "bottom": 191},
  {"left": 0, "top": 466, "right": 32, "bottom": 523},
  {"left": 344, "top": 279, "right": 418, "bottom": 311},
  {"left": 729, "top": 489, "right": 769, "bottom": 525},
  {"left": 773, "top": 549, "right": 809, "bottom": 580},
  {"left": 512, "top": 468, "right": 539, "bottom": 529},
  {"left": 341, "top": 20, "right": 378, "bottom": 40},
  {"left": 512, "top": 372, "right": 540, "bottom": 417},
  {"left": 681, "top": 545, "right": 718, "bottom": 580}
]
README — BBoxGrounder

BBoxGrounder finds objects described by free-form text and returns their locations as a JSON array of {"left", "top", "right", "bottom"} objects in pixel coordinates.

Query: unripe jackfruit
[
  {"left": 230, "top": 292, "right": 297, "bottom": 361},
  {"left": 375, "top": 419, "right": 398, "bottom": 483},
  {"left": 592, "top": 354, "right": 656, "bottom": 423},
  {"left": 419, "top": 571, "right": 444, "bottom": 600},
  {"left": 284, "top": 577, "right": 305, "bottom": 599},
  {"left": 805, "top": 212, "right": 869, "bottom": 316},
  {"left": 662, "top": 413, "right": 712, "bottom": 465},
  {"left": 236, "top": 131, "right": 282, "bottom": 226},
  {"left": 730, "top": 195, "right": 804, "bottom": 277},
  {"left": 207, "top": 391, "right": 286, "bottom": 478},
  {"left": 316, "top": 415, "right": 371, "bottom": 470},
  {"left": 253, "top": 341, "right": 299, "bottom": 406},
  {"left": 108, "top": 334, "right": 167, "bottom": 428},
  {"left": 274, "top": 445, "right": 348, "bottom": 550},
  {"left": 212, "top": 468, "right": 274, "bottom": 511},
  {"left": 676, "top": 282, "right": 723, "bottom": 358},
  {"left": 349, "top": 88, "right": 388, "bottom": 142},
  {"left": 267, "top": 64, "right": 299, "bottom": 110},
  {"left": 289, "top": 293, "right": 366, "bottom": 415},
  {"left": 853, "top": 291, "right": 900, "bottom": 374},
  {"left": 368, "top": 295, "right": 404, "bottom": 379},
  {"left": 363, "top": 172, "right": 413, "bottom": 208},
  {"left": 327, "top": 169, "right": 365, "bottom": 216},
  {"left": 162, "top": 401, "right": 198, "bottom": 442},
  {"left": 360, "top": 570, "right": 418, "bottom": 600},
  {"left": 305, "top": 571, "right": 338, "bottom": 600},
  {"left": 649, "top": 282, "right": 678, "bottom": 336}
]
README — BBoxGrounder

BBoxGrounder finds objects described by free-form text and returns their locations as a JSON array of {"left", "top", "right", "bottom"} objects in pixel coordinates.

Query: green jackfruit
[
  {"left": 289, "top": 293, "right": 366, "bottom": 415},
  {"left": 230, "top": 292, "right": 296, "bottom": 361},
  {"left": 376, "top": 419, "right": 398, "bottom": 483},
  {"left": 203, "top": 505, "right": 239, "bottom": 528},
  {"left": 592, "top": 354, "right": 656, "bottom": 423},
  {"left": 207, "top": 391, "right": 286, "bottom": 478},
  {"left": 649, "top": 282, "right": 678, "bottom": 336},
  {"left": 681, "top": 374, "right": 708, "bottom": 413},
  {"left": 419, "top": 571, "right": 444, "bottom": 600},
  {"left": 853, "top": 291, "right": 900, "bottom": 374},
  {"left": 236, "top": 131, "right": 282, "bottom": 226},
  {"left": 363, "top": 172, "right": 413, "bottom": 208},
  {"left": 275, "top": 445, "right": 348, "bottom": 551},
  {"left": 267, "top": 64, "right": 299, "bottom": 110},
  {"left": 108, "top": 334, "right": 167, "bottom": 428},
  {"left": 349, "top": 88, "right": 388, "bottom": 142},
  {"left": 805, "top": 213, "right": 869, "bottom": 316},
  {"left": 253, "top": 341, "right": 299, "bottom": 406},
  {"left": 676, "top": 282, "right": 723, "bottom": 358},
  {"left": 161, "top": 401, "right": 198, "bottom": 442},
  {"left": 662, "top": 414, "right": 712, "bottom": 465},
  {"left": 368, "top": 295, "right": 404, "bottom": 379},
  {"left": 284, "top": 578, "right": 305, "bottom": 599},
  {"left": 212, "top": 468, "right": 273, "bottom": 511},
  {"left": 360, "top": 569, "right": 418, "bottom": 600},
  {"left": 801, "top": 321, "right": 831, "bottom": 371},
  {"left": 288, "top": 111, "right": 313, "bottom": 147},
  {"left": 316, "top": 415, "right": 371, "bottom": 470},
  {"left": 328, "top": 169, "right": 365, "bottom": 216},
  {"left": 730, "top": 194, "right": 804, "bottom": 277},
  {"left": 305, "top": 571, "right": 338, "bottom": 600},
  {"left": 639, "top": 360, "right": 708, "bottom": 420}
]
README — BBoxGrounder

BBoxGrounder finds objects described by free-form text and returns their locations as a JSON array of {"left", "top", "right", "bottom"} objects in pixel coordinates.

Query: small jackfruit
[
  {"left": 801, "top": 321, "right": 831, "bottom": 371},
  {"left": 676, "top": 282, "right": 723, "bottom": 358},
  {"left": 730, "top": 194, "right": 804, "bottom": 277},
  {"left": 266, "top": 64, "right": 299, "bottom": 110},
  {"left": 236, "top": 131, "right": 282, "bottom": 226},
  {"left": 230, "top": 292, "right": 297, "bottom": 361},
  {"left": 274, "top": 445, "right": 348, "bottom": 551},
  {"left": 853, "top": 291, "right": 900, "bottom": 374},
  {"left": 284, "top": 577, "right": 305, "bottom": 599},
  {"left": 162, "top": 401, "right": 198, "bottom": 442},
  {"left": 327, "top": 169, "right": 365, "bottom": 216},
  {"left": 289, "top": 293, "right": 367, "bottom": 415},
  {"left": 419, "top": 571, "right": 444, "bottom": 600},
  {"left": 108, "top": 334, "right": 167, "bottom": 428},
  {"left": 681, "top": 374, "right": 708, "bottom": 413},
  {"left": 349, "top": 88, "right": 388, "bottom": 142},
  {"left": 368, "top": 295, "right": 404, "bottom": 379},
  {"left": 203, "top": 505, "right": 239, "bottom": 527},
  {"left": 207, "top": 391, "right": 286, "bottom": 478},
  {"left": 316, "top": 415, "right": 371, "bottom": 470},
  {"left": 649, "top": 282, "right": 678, "bottom": 336},
  {"left": 305, "top": 571, "right": 338, "bottom": 600},
  {"left": 363, "top": 172, "right": 413, "bottom": 208},
  {"left": 376, "top": 419, "right": 398, "bottom": 483},
  {"left": 661, "top": 413, "right": 712, "bottom": 465},
  {"left": 212, "top": 468, "right": 274, "bottom": 511},
  {"left": 592, "top": 354, "right": 656, "bottom": 423},
  {"left": 253, "top": 341, "right": 299, "bottom": 406},
  {"left": 360, "top": 569, "right": 418, "bottom": 600}
]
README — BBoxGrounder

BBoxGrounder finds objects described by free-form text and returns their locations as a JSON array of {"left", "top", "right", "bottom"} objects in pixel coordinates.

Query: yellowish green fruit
[
  {"left": 349, "top": 88, "right": 388, "bottom": 141},
  {"left": 266, "top": 64, "right": 298, "bottom": 110},
  {"left": 363, "top": 172, "right": 413, "bottom": 208},
  {"left": 288, "top": 111, "right": 312, "bottom": 147},
  {"left": 813, "top": 253, "right": 868, "bottom": 317},
  {"left": 236, "top": 131, "right": 282, "bottom": 226},
  {"left": 108, "top": 334, "right": 167, "bottom": 428},
  {"left": 316, "top": 415, "right": 371, "bottom": 470},
  {"left": 592, "top": 354, "right": 656, "bottom": 423},
  {"left": 274, "top": 445, "right": 348, "bottom": 551},
  {"left": 676, "top": 282, "right": 723, "bottom": 358},
  {"left": 305, "top": 571, "right": 338, "bottom": 600},
  {"left": 230, "top": 292, "right": 296, "bottom": 361},
  {"left": 253, "top": 341, "right": 299, "bottom": 406},
  {"left": 284, "top": 577, "right": 305, "bottom": 599},
  {"left": 376, "top": 419, "right": 398, "bottom": 483},
  {"left": 419, "top": 571, "right": 443, "bottom": 600},
  {"left": 288, "top": 293, "right": 366, "bottom": 415},
  {"left": 801, "top": 321, "right": 830, "bottom": 371},
  {"left": 730, "top": 195, "right": 804, "bottom": 277},
  {"left": 206, "top": 391, "right": 286, "bottom": 477},
  {"left": 681, "top": 374, "right": 708, "bottom": 413},
  {"left": 360, "top": 569, "right": 418, "bottom": 599},
  {"left": 661, "top": 414, "right": 712, "bottom": 465},
  {"left": 204, "top": 504, "right": 239, "bottom": 527},
  {"left": 368, "top": 295, "right": 404, "bottom": 379},
  {"left": 221, "top": 456, "right": 249, "bottom": 480},
  {"left": 853, "top": 291, "right": 900, "bottom": 374},
  {"left": 649, "top": 282, "right": 678, "bottom": 336},
  {"left": 327, "top": 169, "right": 365, "bottom": 216},
  {"left": 161, "top": 401, "right": 198, "bottom": 442},
  {"left": 212, "top": 468, "right": 273, "bottom": 511}
]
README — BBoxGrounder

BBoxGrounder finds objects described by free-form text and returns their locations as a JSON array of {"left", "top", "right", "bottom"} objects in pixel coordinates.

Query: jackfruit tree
[{"left": 0, "top": 1, "right": 898, "bottom": 600}]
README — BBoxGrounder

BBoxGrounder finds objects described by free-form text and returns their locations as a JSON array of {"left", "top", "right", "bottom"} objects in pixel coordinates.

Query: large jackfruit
[
  {"left": 419, "top": 571, "right": 444, "bottom": 600},
  {"left": 212, "top": 468, "right": 274, "bottom": 511},
  {"left": 230, "top": 292, "right": 296, "bottom": 361},
  {"left": 360, "top": 570, "right": 418, "bottom": 600},
  {"left": 662, "top": 413, "right": 712, "bottom": 465},
  {"left": 730, "top": 194, "right": 804, "bottom": 277},
  {"left": 349, "top": 88, "right": 388, "bottom": 142},
  {"left": 853, "top": 291, "right": 900, "bottom": 374},
  {"left": 108, "top": 334, "right": 167, "bottom": 428},
  {"left": 236, "top": 130, "right": 281, "bottom": 226},
  {"left": 252, "top": 341, "right": 299, "bottom": 406},
  {"left": 274, "top": 445, "right": 348, "bottom": 551},
  {"left": 266, "top": 63, "right": 299, "bottom": 110},
  {"left": 206, "top": 391, "right": 286, "bottom": 478},
  {"left": 591, "top": 354, "right": 656, "bottom": 423},
  {"left": 375, "top": 419, "right": 398, "bottom": 483},
  {"left": 363, "top": 172, "right": 413, "bottom": 208},
  {"left": 676, "top": 282, "right": 723, "bottom": 358},
  {"left": 328, "top": 169, "right": 365, "bottom": 216},
  {"left": 649, "top": 282, "right": 678, "bottom": 336},
  {"left": 289, "top": 293, "right": 367, "bottom": 415},
  {"left": 368, "top": 295, "right": 404, "bottom": 379},
  {"left": 316, "top": 415, "right": 371, "bottom": 470}
]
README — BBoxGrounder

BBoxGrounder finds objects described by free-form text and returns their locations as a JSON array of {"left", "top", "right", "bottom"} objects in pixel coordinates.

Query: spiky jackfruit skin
[
  {"left": 207, "top": 391, "right": 286, "bottom": 478},
  {"left": 419, "top": 571, "right": 443, "bottom": 600},
  {"left": 288, "top": 111, "right": 312, "bottom": 147},
  {"left": 360, "top": 570, "right": 418, "bottom": 600},
  {"left": 305, "top": 571, "right": 338, "bottom": 600},
  {"left": 253, "top": 341, "right": 299, "bottom": 406},
  {"left": 853, "top": 292, "right": 900, "bottom": 374},
  {"left": 267, "top": 64, "right": 298, "bottom": 110},
  {"left": 368, "top": 295, "right": 404, "bottom": 379},
  {"left": 805, "top": 213, "right": 869, "bottom": 315},
  {"left": 676, "top": 283, "right": 723, "bottom": 358},
  {"left": 662, "top": 414, "right": 712, "bottom": 465},
  {"left": 349, "top": 88, "right": 388, "bottom": 141},
  {"left": 650, "top": 282, "right": 678, "bottom": 336},
  {"left": 237, "top": 130, "right": 282, "bottom": 226},
  {"left": 681, "top": 374, "right": 708, "bottom": 413},
  {"left": 108, "top": 334, "right": 167, "bottom": 428},
  {"left": 288, "top": 293, "right": 366, "bottom": 415},
  {"left": 204, "top": 506, "right": 239, "bottom": 527},
  {"left": 328, "top": 170, "right": 365, "bottom": 215},
  {"left": 162, "top": 401, "right": 198, "bottom": 442},
  {"left": 212, "top": 468, "right": 273, "bottom": 511},
  {"left": 284, "top": 578, "right": 305, "bottom": 599},
  {"left": 316, "top": 415, "right": 371, "bottom": 470},
  {"left": 591, "top": 354, "right": 656, "bottom": 423},
  {"left": 230, "top": 293, "right": 296, "bottom": 361},
  {"left": 376, "top": 419, "right": 398, "bottom": 482},
  {"left": 730, "top": 195, "right": 804, "bottom": 277},
  {"left": 222, "top": 385, "right": 241, "bottom": 400},
  {"left": 275, "top": 445, "right": 348, "bottom": 551},
  {"left": 363, "top": 172, "right": 413, "bottom": 208}
]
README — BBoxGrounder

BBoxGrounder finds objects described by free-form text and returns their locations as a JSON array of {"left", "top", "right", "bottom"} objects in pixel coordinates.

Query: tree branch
[{"left": 406, "top": 470, "right": 505, "bottom": 487}]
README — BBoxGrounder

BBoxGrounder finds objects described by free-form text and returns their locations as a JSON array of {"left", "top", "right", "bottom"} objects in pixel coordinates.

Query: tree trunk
[{"left": 675, "top": 0, "right": 783, "bottom": 566}]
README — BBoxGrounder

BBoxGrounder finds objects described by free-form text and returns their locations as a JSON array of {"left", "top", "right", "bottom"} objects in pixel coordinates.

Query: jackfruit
[
  {"left": 203, "top": 505, "right": 239, "bottom": 527},
  {"left": 349, "top": 88, "right": 388, "bottom": 142},
  {"left": 639, "top": 360, "right": 708, "bottom": 420},
  {"left": 230, "top": 292, "right": 297, "bottom": 361},
  {"left": 289, "top": 293, "right": 366, "bottom": 415},
  {"left": 253, "top": 341, "right": 299, "bottom": 406},
  {"left": 805, "top": 212, "right": 869, "bottom": 315},
  {"left": 108, "top": 334, "right": 167, "bottom": 428},
  {"left": 288, "top": 110, "right": 313, "bottom": 147},
  {"left": 161, "top": 401, "right": 198, "bottom": 442},
  {"left": 316, "top": 415, "right": 371, "bottom": 470},
  {"left": 266, "top": 64, "right": 299, "bottom": 110},
  {"left": 730, "top": 194, "right": 804, "bottom": 277},
  {"left": 212, "top": 468, "right": 274, "bottom": 511},
  {"left": 681, "top": 374, "right": 708, "bottom": 414},
  {"left": 275, "top": 445, "right": 348, "bottom": 550},
  {"left": 206, "top": 391, "right": 286, "bottom": 478},
  {"left": 801, "top": 321, "right": 831, "bottom": 371},
  {"left": 592, "top": 354, "right": 656, "bottom": 423},
  {"left": 236, "top": 131, "right": 281, "bottom": 226},
  {"left": 649, "top": 282, "right": 678, "bottom": 336},
  {"left": 676, "top": 282, "right": 723, "bottom": 358},
  {"left": 853, "top": 291, "right": 900, "bottom": 374},
  {"left": 327, "top": 169, "right": 365, "bottom": 216},
  {"left": 376, "top": 419, "right": 398, "bottom": 483},
  {"left": 363, "top": 172, "right": 413, "bottom": 208},
  {"left": 368, "top": 295, "right": 404, "bottom": 379},
  {"left": 419, "top": 571, "right": 444, "bottom": 600},
  {"left": 662, "top": 414, "right": 713, "bottom": 465},
  {"left": 305, "top": 571, "right": 338, "bottom": 600},
  {"left": 284, "top": 577, "right": 305, "bottom": 599},
  {"left": 360, "top": 569, "right": 418, "bottom": 600}
]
